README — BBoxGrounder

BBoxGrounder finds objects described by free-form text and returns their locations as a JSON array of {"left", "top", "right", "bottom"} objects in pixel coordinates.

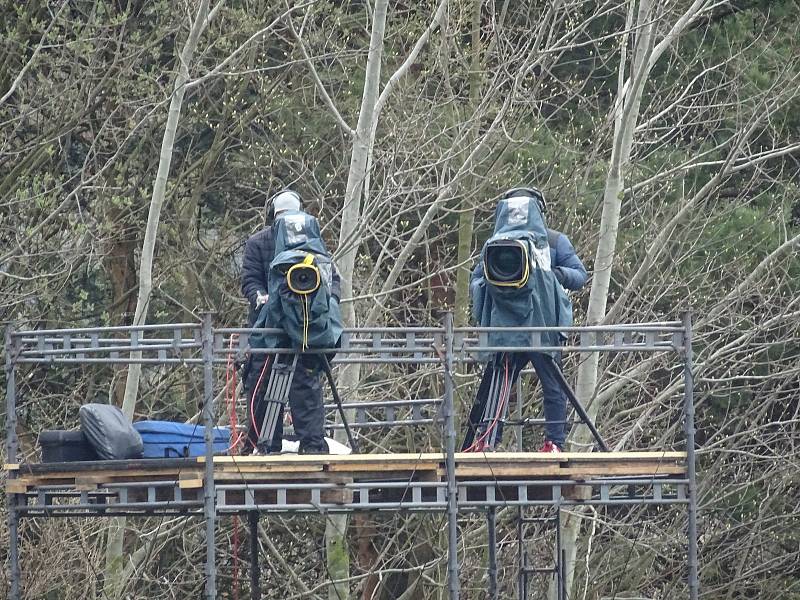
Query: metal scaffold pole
[
  {"left": 487, "top": 507, "right": 498, "bottom": 600},
  {"left": 249, "top": 512, "right": 261, "bottom": 600},
  {"left": 515, "top": 376, "right": 527, "bottom": 600},
  {"left": 5, "top": 325, "right": 21, "bottom": 600},
  {"left": 517, "top": 513, "right": 527, "bottom": 600},
  {"left": 556, "top": 508, "right": 565, "bottom": 600},
  {"left": 683, "top": 311, "right": 700, "bottom": 600},
  {"left": 201, "top": 313, "right": 217, "bottom": 599},
  {"left": 443, "top": 312, "right": 460, "bottom": 600}
]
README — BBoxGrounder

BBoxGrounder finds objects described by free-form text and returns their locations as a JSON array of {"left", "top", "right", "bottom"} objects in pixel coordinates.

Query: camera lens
[
  {"left": 288, "top": 264, "right": 319, "bottom": 293},
  {"left": 491, "top": 248, "right": 521, "bottom": 279},
  {"left": 485, "top": 240, "right": 527, "bottom": 285}
]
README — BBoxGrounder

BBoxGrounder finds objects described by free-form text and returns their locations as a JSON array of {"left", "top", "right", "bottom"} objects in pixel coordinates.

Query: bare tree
[{"left": 106, "top": 2, "right": 219, "bottom": 596}]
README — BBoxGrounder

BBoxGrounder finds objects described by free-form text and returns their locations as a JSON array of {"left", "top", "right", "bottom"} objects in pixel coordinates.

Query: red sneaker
[{"left": 540, "top": 440, "right": 562, "bottom": 453}]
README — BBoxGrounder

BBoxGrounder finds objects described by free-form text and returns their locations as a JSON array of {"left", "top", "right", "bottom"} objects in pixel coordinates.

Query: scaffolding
[{"left": 3, "top": 313, "right": 699, "bottom": 599}]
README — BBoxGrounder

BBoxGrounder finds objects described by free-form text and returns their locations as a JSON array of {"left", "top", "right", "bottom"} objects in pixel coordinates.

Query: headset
[{"left": 264, "top": 189, "right": 302, "bottom": 223}]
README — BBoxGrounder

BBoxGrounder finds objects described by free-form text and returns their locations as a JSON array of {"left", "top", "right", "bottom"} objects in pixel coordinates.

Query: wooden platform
[{"left": 5, "top": 452, "right": 687, "bottom": 494}]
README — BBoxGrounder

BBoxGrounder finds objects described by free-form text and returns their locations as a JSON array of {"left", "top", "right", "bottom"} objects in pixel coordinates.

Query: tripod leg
[
  {"left": 321, "top": 356, "right": 359, "bottom": 453},
  {"left": 257, "top": 401, "right": 282, "bottom": 449},
  {"left": 487, "top": 354, "right": 515, "bottom": 448},
  {"left": 480, "top": 360, "right": 500, "bottom": 428},
  {"left": 256, "top": 354, "right": 298, "bottom": 450},
  {"left": 546, "top": 355, "right": 609, "bottom": 452}
]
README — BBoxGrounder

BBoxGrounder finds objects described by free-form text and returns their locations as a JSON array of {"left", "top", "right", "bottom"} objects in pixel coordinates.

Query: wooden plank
[
  {"left": 559, "top": 452, "right": 685, "bottom": 460},
  {"left": 209, "top": 453, "right": 446, "bottom": 465},
  {"left": 19, "top": 457, "right": 198, "bottom": 475},
  {"left": 14, "top": 467, "right": 201, "bottom": 481},
  {"left": 561, "top": 465, "right": 686, "bottom": 477},
  {"left": 10, "top": 476, "right": 68, "bottom": 490},
  {"left": 450, "top": 465, "right": 566, "bottom": 477},
  {"left": 216, "top": 463, "right": 324, "bottom": 473},
  {"left": 214, "top": 472, "right": 352, "bottom": 483},
  {"left": 452, "top": 451, "right": 684, "bottom": 462},
  {"left": 454, "top": 452, "right": 567, "bottom": 463},
  {"left": 178, "top": 479, "right": 204, "bottom": 489},
  {"left": 6, "top": 480, "right": 32, "bottom": 494},
  {"left": 327, "top": 462, "right": 439, "bottom": 473},
  {"left": 75, "top": 475, "right": 107, "bottom": 490},
  {"left": 14, "top": 452, "right": 688, "bottom": 490}
]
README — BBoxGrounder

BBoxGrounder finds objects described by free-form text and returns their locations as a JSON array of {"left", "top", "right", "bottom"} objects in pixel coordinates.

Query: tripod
[
  {"left": 466, "top": 352, "right": 608, "bottom": 452},
  {"left": 255, "top": 353, "right": 358, "bottom": 453}
]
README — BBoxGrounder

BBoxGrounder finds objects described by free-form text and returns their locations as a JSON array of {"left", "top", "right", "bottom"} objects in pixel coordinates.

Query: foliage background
[{"left": 1, "top": 0, "right": 798, "bottom": 598}]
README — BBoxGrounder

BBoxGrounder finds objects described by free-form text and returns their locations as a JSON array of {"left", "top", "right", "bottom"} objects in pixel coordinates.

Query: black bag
[
  {"left": 79, "top": 403, "right": 144, "bottom": 460},
  {"left": 38, "top": 430, "right": 98, "bottom": 463}
]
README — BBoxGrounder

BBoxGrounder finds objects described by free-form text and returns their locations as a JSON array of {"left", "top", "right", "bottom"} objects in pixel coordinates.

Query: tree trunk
[
  {"left": 103, "top": 2, "right": 213, "bottom": 596},
  {"left": 555, "top": 0, "right": 714, "bottom": 597},
  {"left": 327, "top": 3, "right": 389, "bottom": 597},
  {"left": 454, "top": 0, "right": 484, "bottom": 328},
  {"left": 556, "top": 0, "right": 654, "bottom": 596}
]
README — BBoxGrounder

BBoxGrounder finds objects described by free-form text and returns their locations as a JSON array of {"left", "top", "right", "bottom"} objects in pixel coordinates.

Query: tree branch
[{"left": 287, "top": 7, "right": 355, "bottom": 137}]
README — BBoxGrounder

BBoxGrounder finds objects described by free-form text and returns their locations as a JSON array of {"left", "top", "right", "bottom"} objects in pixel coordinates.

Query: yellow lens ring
[
  {"left": 287, "top": 258, "right": 321, "bottom": 295},
  {"left": 483, "top": 240, "right": 530, "bottom": 288}
]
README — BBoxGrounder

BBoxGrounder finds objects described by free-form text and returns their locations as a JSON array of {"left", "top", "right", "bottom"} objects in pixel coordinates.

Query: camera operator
[
  {"left": 462, "top": 187, "right": 587, "bottom": 454},
  {"left": 241, "top": 190, "right": 341, "bottom": 455}
]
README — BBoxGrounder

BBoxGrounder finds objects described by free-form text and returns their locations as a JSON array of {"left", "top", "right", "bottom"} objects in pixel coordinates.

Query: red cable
[
  {"left": 474, "top": 358, "right": 510, "bottom": 450},
  {"left": 465, "top": 356, "right": 511, "bottom": 452},
  {"left": 226, "top": 335, "right": 247, "bottom": 452}
]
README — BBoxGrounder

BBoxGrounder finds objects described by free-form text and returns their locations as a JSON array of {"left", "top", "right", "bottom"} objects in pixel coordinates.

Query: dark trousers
[
  {"left": 462, "top": 351, "right": 568, "bottom": 450},
  {"left": 245, "top": 353, "right": 327, "bottom": 453}
]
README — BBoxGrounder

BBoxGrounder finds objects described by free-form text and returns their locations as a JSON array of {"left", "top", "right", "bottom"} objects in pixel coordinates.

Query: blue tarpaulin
[{"left": 133, "top": 421, "right": 230, "bottom": 458}]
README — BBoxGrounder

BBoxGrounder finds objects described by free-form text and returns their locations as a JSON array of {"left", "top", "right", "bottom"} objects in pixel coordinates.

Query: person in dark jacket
[
  {"left": 462, "top": 188, "right": 588, "bottom": 453},
  {"left": 241, "top": 190, "right": 340, "bottom": 454}
]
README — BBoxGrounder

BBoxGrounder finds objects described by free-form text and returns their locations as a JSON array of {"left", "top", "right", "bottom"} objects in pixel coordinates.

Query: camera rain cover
[
  {"left": 273, "top": 210, "right": 328, "bottom": 256},
  {"left": 259, "top": 249, "right": 343, "bottom": 350},
  {"left": 471, "top": 196, "right": 572, "bottom": 352}
]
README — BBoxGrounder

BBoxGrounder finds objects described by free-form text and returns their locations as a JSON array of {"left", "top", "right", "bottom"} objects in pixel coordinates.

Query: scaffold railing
[{"left": 3, "top": 314, "right": 698, "bottom": 600}]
